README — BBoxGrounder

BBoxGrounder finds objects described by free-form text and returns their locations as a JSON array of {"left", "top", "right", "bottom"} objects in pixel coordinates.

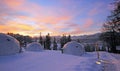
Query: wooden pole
[{"left": 96, "top": 43, "right": 100, "bottom": 59}]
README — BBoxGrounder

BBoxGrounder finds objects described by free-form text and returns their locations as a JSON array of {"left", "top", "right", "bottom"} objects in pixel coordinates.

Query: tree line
[
  {"left": 7, "top": 32, "right": 72, "bottom": 50},
  {"left": 39, "top": 33, "right": 72, "bottom": 50}
]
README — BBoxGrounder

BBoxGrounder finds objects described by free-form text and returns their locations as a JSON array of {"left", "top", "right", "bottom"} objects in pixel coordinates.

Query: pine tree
[
  {"left": 39, "top": 32, "right": 43, "bottom": 45},
  {"left": 100, "top": 0, "right": 120, "bottom": 53},
  {"left": 60, "top": 34, "right": 67, "bottom": 48},
  {"left": 67, "top": 35, "right": 72, "bottom": 42},
  {"left": 23, "top": 36, "right": 32, "bottom": 47},
  {"left": 53, "top": 37, "right": 57, "bottom": 50},
  {"left": 45, "top": 33, "right": 51, "bottom": 50},
  {"left": 43, "top": 40, "right": 46, "bottom": 49}
]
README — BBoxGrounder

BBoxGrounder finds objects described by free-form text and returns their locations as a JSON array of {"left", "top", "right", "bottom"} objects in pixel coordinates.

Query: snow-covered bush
[
  {"left": 0, "top": 33, "right": 20, "bottom": 55},
  {"left": 63, "top": 41, "right": 85, "bottom": 56},
  {"left": 26, "top": 42, "right": 43, "bottom": 51}
]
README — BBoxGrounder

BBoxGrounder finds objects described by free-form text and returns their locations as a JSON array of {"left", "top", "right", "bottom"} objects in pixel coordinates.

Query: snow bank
[
  {"left": 0, "top": 33, "right": 20, "bottom": 56},
  {"left": 63, "top": 41, "right": 85, "bottom": 56},
  {"left": 26, "top": 42, "right": 43, "bottom": 51}
]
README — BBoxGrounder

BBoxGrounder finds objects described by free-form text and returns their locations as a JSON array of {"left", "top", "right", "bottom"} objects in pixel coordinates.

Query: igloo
[
  {"left": 26, "top": 42, "right": 43, "bottom": 51},
  {"left": 0, "top": 33, "right": 20, "bottom": 55},
  {"left": 63, "top": 41, "right": 85, "bottom": 56}
]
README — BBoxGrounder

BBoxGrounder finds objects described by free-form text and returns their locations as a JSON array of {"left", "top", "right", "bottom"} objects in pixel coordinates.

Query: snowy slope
[{"left": 0, "top": 50, "right": 102, "bottom": 71}]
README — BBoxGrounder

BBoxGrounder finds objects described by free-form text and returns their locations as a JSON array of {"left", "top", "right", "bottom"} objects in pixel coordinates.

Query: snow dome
[
  {"left": 63, "top": 41, "right": 85, "bottom": 56},
  {"left": 0, "top": 33, "right": 20, "bottom": 55},
  {"left": 26, "top": 42, "right": 43, "bottom": 51}
]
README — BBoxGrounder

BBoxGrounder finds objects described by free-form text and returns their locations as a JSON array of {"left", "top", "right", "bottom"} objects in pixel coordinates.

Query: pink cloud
[
  {"left": 88, "top": 2, "right": 104, "bottom": 16},
  {"left": 82, "top": 18, "right": 94, "bottom": 28},
  {"left": 3, "top": 0, "right": 26, "bottom": 8},
  {"left": 89, "top": 8, "right": 98, "bottom": 16},
  {"left": 57, "top": 22, "right": 83, "bottom": 35}
]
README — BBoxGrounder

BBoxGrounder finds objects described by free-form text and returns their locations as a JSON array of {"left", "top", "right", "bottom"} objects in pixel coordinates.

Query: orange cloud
[
  {"left": 17, "top": 16, "right": 33, "bottom": 20},
  {"left": 0, "top": 20, "right": 36, "bottom": 36}
]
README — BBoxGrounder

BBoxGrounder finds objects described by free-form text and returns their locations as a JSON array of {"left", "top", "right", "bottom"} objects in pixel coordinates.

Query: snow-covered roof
[
  {"left": 63, "top": 41, "right": 85, "bottom": 56},
  {"left": 26, "top": 42, "right": 43, "bottom": 51},
  {"left": 0, "top": 33, "right": 20, "bottom": 55}
]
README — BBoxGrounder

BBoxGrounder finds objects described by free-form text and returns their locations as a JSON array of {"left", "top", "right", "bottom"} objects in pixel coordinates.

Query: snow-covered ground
[
  {"left": 96, "top": 52, "right": 120, "bottom": 71},
  {"left": 0, "top": 50, "right": 120, "bottom": 71},
  {"left": 110, "top": 53, "right": 120, "bottom": 71}
]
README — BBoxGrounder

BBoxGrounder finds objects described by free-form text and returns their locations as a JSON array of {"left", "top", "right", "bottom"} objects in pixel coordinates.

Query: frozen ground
[{"left": 0, "top": 50, "right": 120, "bottom": 71}]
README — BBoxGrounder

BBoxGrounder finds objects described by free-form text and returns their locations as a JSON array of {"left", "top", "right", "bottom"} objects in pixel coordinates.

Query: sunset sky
[{"left": 0, "top": 0, "right": 114, "bottom": 36}]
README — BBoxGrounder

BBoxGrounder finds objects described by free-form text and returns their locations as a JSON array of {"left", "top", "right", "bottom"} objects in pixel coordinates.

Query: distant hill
[
  {"left": 42, "top": 33, "right": 101, "bottom": 43},
  {"left": 72, "top": 33, "right": 101, "bottom": 43}
]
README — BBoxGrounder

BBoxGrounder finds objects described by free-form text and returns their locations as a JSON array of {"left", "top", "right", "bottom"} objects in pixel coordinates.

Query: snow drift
[
  {"left": 0, "top": 33, "right": 20, "bottom": 55},
  {"left": 26, "top": 42, "right": 43, "bottom": 51},
  {"left": 63, "top": 41, "right": 85, "bottom": 56}
]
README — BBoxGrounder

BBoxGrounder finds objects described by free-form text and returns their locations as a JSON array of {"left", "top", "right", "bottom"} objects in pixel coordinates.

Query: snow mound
[
  {"left": 26, "top": 42, "right": 43, "bottom": 51},
  {"left": 0, "top": 33, "right": 20, "bottom": 56},
  {"left": 63, "top": 41, "right": 85, "bottom": 56}
]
